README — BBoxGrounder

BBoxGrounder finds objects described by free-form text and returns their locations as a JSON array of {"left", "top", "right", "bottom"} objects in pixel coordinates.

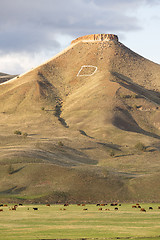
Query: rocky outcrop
[{"left": 71, "top": 34, "right": 118, "bottom": 44}]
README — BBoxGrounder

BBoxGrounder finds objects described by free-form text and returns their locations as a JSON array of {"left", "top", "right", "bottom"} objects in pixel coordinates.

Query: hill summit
[
  {"left": 0, "top": 34, "right": 160, "bottom": 203},
  {"left": 71, "top": 33, "right": 119, "bottom": 44}
]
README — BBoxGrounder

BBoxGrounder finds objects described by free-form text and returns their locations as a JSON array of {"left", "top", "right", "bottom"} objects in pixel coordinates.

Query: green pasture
[{"left": 0, "top": 203, "right": 160, "bottom": 240}]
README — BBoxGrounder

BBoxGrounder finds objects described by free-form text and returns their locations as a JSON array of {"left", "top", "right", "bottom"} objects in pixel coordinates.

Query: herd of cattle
[{"left": 0, "top": 202, "right": 160, "bottom": 212}]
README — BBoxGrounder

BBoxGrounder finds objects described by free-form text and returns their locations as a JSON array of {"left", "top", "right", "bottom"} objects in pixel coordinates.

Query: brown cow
[
  {"left": 12, "top": 207, "right": 17, "bottom": 210},
  {"left": 98, "top": 208, "right": 103, "bottom": 211},
  {"left": 83, "top": 208, "right": 88, "bottom": 211},
  {"left": 132, "top": 205, "right": 137, "bottom": 208},
  {"left": 140, "top": 208, "right": 146, "bottom": 212},
  {"left": 158, "top": 206, "right": 160, "bottom": 209},
  {"left": 0, "top": 209, "right": 3, "bottom": 212}
]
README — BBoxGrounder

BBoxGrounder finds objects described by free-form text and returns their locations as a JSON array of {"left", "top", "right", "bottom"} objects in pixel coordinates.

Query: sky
[{"left": 0, "top": 0, "right": 160, "bottom": 75}]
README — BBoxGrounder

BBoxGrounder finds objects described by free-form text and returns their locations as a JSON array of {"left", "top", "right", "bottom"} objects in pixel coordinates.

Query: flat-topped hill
[
  {"left": 0, "top": 34, "right": 160, "bottom": 203},
  {"left": 71, "top": 33, "right": 119, "bottom": 44}
]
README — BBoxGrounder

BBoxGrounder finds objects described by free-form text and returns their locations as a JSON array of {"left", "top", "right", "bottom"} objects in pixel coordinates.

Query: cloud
[{"left": 0, "top": 0, "right": 160, "bottom": 74}]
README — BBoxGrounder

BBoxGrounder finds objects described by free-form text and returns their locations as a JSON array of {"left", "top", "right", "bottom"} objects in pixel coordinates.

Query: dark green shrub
[
  {"left": 58, "top": 141, "right": 64, "bottom": 147},
  {"left": 110, "top": 150, "right": 115, "bottom": 157},
  {"left": 132, "top": 104, "right": 138, "bottom": 110},
  {"left": 135, "top": 142, "right": 147, "bottom": 152},
  {"left": 8, "top": 164, "right": 14, "bottom": 174},
  {"left": 14, "top": 130, "right": 22, "bottom": 135},
  {"left": 23, "top": 132, "right": 28, "bottom": 137}
]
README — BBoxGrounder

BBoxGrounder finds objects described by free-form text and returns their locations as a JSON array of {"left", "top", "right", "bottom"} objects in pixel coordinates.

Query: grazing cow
[
  {"left": 3, "top": 205, "right": 7, "bottom": 207},
  {"left": 77, "top": 204, "right": 81, "bottom": 206},
  {"left": 158, "top": 206, "right": 160, "bottom": 209},
  {"left": 12, "top": 207, "right": 16, "bottom": 211},
  {"left": 149, "top": 207, "right": 153, "bottom": 210},
  {"left": 100, "top": 204, "right": 105, "bottom": 206},
  {"left": 64, "top": 203, "right": 69, "bottom": 206},
  {"left": 96, "top": 204, "right": 100, "bottom": 206},
  {"left": 140, "top": 208, "right": 146, "bottom": 212},
  {"left": 19, "top": 203, "right": 23, "bottom": 206},
  {"left": 105, "top": 209, "right": 110, "bottom": 211},
  {"left": 82, "top": 204, "right": 86, "bottom": 206},
  {"left": 0, "top": 209, "right": 3, "bottom": 212},
  {"left": 115, "top": 207, "right": 118, "bottom": 211},
  {"left": 111, "top": 203, "right": 117, "bottom": 206},
  {"left": 132, "top": 205, "right": 137, "bottom": 208},
  {"left": 83, "top": 208, "right": 88, "bottom": 211},
  {"left": 33, "top": 207, "right": 38, "bottom": 211},
  {"left": 119, "top": 204, "right": 121, "bottom": 206},
  {"left": 98, "top": 208, "right": 103, "bottom": 211},
  {"left": 0, "top": 204, "right": 3, "bottom": 207},
  {"left": 136, "top": 203, "right": 140, "bottom": 206},
  {"left": 138, "top": 206, "right": 141, "bottom": 208},
  {"left": 46, "top": 204, "right": 50, "bottom": 206}
]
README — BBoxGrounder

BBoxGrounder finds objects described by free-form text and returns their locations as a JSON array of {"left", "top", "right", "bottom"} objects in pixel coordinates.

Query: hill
[
  {"left": 0, "top": 72, "right": 17, "bottom": 84},
  {"left": 0, "top": 34, "right": 160, "bottom": 203}
]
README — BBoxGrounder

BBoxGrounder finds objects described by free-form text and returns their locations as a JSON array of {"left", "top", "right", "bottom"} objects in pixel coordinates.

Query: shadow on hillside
[
  {"left": 79, "top": 130, "right": 94, "bottom": 139},
  {"left": 112, "top": 106, "right": 160, "bottom": 140},
  {"left": 37, "top": 73, "right": 69, "bottom": 128},
  {"left": 97, "top": 142, "right": 121, "bottom": 151},
  {"left": 35, "top": 143, "right": 98, "bottom": 166},
  {"left": 0, "top": 186, "right": 27, "bottom": 194},
  {"left": 111, "top": 72, "right": 160, "bottom": 140},
  {"left": 111, "top": 71, "right": 160, "bottom": 105},
  {"left": 55, "top": 103, "right": 69, "bottom": 128},
  {"left": 10, "top": 166, "right": 25, "bottom": 175},
  {"left": 55, "top": 145, "right": 98, "bottom": 165}
]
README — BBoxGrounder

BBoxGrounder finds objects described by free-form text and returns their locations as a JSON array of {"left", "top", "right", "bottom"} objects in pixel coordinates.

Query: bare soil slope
[{"left": 0, "top": 37, "right": 160, "bottom": 203}]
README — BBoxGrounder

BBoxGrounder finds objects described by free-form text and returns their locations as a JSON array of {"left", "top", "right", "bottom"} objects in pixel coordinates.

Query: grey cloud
[
  {"left": 0, "top": 28, "right": 60, "bottom": 54},
  {"left": 91, "top": 0, "right": 160, "bottom": 7},
  {"left": 0, "top": 0, "right": 159, "bottom": 74},
  {"left": 0, "top": 0, "right": 144, "bottom": 40}
]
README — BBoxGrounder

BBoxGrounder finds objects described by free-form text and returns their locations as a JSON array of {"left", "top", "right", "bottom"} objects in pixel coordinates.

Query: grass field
[{"left": 0, "top": 203, "right": 160, "bottom": 240}]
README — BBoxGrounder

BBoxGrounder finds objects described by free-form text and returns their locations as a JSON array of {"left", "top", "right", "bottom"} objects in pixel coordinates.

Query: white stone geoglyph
[{"left": 77, "top": 65, "right": 98, "bottom": 77}]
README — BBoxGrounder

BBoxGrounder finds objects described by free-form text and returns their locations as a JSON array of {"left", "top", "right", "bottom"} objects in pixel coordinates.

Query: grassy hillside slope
[{"left": 0, "top": 38, "right": 160, "bottom": 203}]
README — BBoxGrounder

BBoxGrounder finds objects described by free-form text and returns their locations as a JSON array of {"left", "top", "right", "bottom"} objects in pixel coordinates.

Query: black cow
[
  {"left": 149, "top": 207, "right": 153, "bottom": 210},
  {"left": 33, "top": 207, "right": 38, "bottom": 211}
]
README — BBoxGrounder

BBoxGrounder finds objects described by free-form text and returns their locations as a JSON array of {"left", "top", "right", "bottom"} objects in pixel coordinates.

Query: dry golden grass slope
[{"left": 0, "top": 36, "right": 160, "bottom": 203}]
